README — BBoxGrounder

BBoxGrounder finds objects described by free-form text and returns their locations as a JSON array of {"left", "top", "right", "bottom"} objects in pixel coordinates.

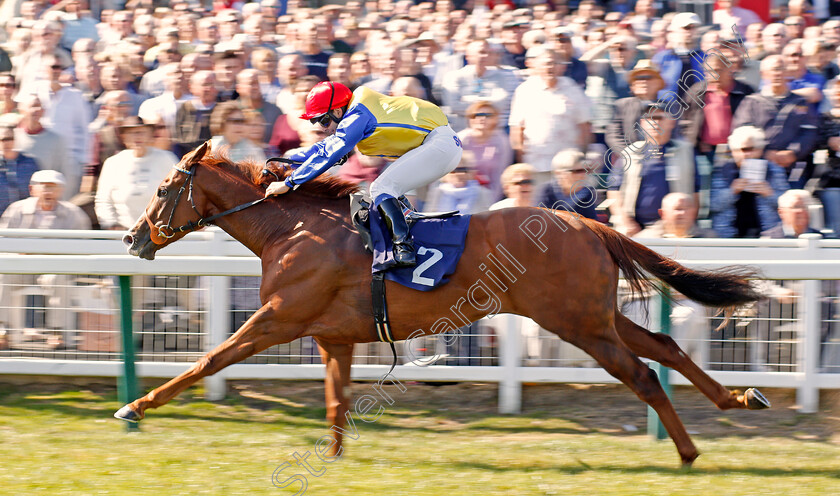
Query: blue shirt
[
  {"left": 0, "top": 154, "right": 39, "bottom": 215},
  {"left": 537, "top": 182, "right": 598, "bottom": 220}
]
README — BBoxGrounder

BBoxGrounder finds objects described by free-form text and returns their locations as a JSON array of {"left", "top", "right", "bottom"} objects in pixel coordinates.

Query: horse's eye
[{"left": 157, "top": 188, "right": 168, "bottom": 198}]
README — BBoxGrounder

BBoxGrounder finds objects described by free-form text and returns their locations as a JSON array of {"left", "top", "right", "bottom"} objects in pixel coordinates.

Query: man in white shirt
[
  {"left": 508, "top": 46, "right": 592, "bottom": 187},
  {"left": 95, "top": 117, "right": 178, "bottom": 230}
]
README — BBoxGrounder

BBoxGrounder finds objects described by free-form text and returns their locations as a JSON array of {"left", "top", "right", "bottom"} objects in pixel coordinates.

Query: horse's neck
[{"left": 207, "top": 185, "right": 349, "bottom": 257}]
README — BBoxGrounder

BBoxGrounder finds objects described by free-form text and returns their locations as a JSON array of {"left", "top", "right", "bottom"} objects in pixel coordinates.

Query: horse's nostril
[{"left": 123, "top": 234, "right": 134, "bottom": 246}]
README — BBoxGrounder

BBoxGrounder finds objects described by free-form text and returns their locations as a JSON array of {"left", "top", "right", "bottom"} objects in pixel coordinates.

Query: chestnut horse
[{"left": 117, "top": 142, "right": 768, "bottom": 467}]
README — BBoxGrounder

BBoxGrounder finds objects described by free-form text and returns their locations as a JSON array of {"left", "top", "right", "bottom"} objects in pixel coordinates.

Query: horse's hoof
[
  {"left": 744, "top": 388, "right": 771, "bottom": 410},
  {"left": 681, "top": 451, "right": 700, "bottom": 468},
  {"left": 114, "top": 405, "right": 142, "bottom": 423}
]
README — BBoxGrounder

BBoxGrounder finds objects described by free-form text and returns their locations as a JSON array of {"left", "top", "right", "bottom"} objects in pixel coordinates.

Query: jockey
[{"left": 265, "top": 81, "right": 463, "bottom": 267}]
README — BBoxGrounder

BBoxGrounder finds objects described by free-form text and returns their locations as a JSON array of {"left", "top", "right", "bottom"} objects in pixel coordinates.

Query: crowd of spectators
[{"left": 0, "top": 0, "right": 837, "bottom": 240}]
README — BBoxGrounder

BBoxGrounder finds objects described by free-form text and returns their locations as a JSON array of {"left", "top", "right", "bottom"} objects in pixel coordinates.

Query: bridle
[{"left": 146, "top": 157, "right": 298, "bottom": 245}]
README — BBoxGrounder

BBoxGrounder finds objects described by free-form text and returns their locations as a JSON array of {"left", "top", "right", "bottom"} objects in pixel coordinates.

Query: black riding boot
[{"left": 377, "top": 197, "right": 416, "bottom": 267}]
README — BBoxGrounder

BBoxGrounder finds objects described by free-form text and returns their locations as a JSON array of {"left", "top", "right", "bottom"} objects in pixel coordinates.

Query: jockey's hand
[{"left": 265, "top": 181, "right": 291, "bottom": 197}]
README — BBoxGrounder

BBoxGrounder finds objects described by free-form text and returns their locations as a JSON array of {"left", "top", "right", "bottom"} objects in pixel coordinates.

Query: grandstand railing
[{"left": 1, "top": 228, "right": 839, "bottom": 414}]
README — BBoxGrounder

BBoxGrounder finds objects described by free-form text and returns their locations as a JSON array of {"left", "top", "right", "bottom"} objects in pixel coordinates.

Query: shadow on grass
[{"left": 427, "top": 459, "right": 840, "bottom": 479}]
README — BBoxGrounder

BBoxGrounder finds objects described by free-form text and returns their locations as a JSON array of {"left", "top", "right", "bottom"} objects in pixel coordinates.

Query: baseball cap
[{"left": 30, "top": 169, "right": 66, "bottom": 185}]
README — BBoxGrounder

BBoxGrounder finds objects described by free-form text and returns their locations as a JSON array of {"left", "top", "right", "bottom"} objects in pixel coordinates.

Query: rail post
[
  {"left": 118, "top": 275, "right": 139, "bottom": 431},
  {"left": 797, "top": 234, "right": 822, "bottom": 413},
  {"left": 498, "top": 313, "right": 522, "bottom": 414},
  {"left": 647, "top": 287, "right": 671, "bottom": 440}
]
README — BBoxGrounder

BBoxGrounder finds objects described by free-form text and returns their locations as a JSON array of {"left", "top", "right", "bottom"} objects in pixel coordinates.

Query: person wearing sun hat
[
  {"left": 651, "top": 12, "right": 706, "bottom": 101},
  {"left": 95, "top": 116, "right": 178, "bottom": 230},
  {"left": 0, "top": 170, "right": 90, "bottom": 230},
  {"left": 606, "top": 59, "right": 665, "bottom": 152}
]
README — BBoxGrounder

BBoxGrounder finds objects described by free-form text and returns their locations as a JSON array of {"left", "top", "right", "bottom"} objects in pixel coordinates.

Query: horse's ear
[{"left": 188, "top": 140, "right": 211, "bottom": 165}]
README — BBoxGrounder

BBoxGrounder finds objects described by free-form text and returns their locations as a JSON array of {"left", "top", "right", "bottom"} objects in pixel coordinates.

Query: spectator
[
  {"left": 173, "top": 70, "right": 217, "bottom": 158},
  {"left": 680, "top": 51, "right": 755, "bottom": 162},
  {"left": 268, "top": 75, "right": 319, "bottom": 157},
  {"left": 499, "top": 21, "right": 527, "bottom": 70},
  {"left": 73, "top": 56, "right": 102, "bottom": 105},
  {"left": 0, "top": 170, "right": 89, "bottom": 229},
  {"left": 607, "top": 102, "right": 699, "bottom": 236},
  {"left": 732, "top": 55, "right": 819, "bottom": 187},
  {"left": 637, "top": 192, "right": 716, "bottom": 238},
  {"left": 297, "top": 20, "right": 332, "bottom": 81},
  {"left": 782, "top": 40, "right": 826, "bottom": 109},
  {"left": 509, "top": 46, "right": 592, "bottom": 187},
  {"left": 624, "top": 192, "right": 713, "bottom": 367},
  {"left": 425, "top": 152, "right": 493, "bottom": 214},
  {"left": 236, "top": 68, "right": 281, "bottom": 144},
  {"left": 95, "top": 61, "right": 145, "bottom": 116},
  {"left": 138, "top": 41, "right": 183, "bottom": 98},
  {"left": 0, "top": 123, "right": 39, "bottom": 215},
  {"left": 251, "top": 47, "right": 280, "bottom": 104},
  {"left": 32, "top": 55, "right": 89, "bottom": 198},
  {"left": 489, "top": 163, "right": 537, "bottom": 210},
  {"left": 456, "top": 100, "right": 513, "bottom": 201},
  {"left": 713, "top": 0, "right": 763, "bottom": 38},
  {"left": 138, "top": 63, "right": 189, "bottom": 133},
  {"left": 275, "top": 52, "right": 308, "bottom": 115},
  {"left": 606, "top": 59, "right": 664, "bottom": 154},
  {"left": 349, "top": 50, "right": 372, "bottom": 89},
  {"left": 213, "top": 50, "right": 242, "bottom": 102},
  {"left": 14, "top": 94, "right": 72, "bottom": 199},
  {"left": 390, "top": 76, "right": 426, "bottom": 99},
  {"left": 548, "top": 27, "right": 588, "bottom": 88},
  {"left": 538, "top": 149, "right": 598, "bottom": 220},
  {"left": 442, "top": 39, "right": 520, "bottom": 132},
  {"left": 57, "top": 0, "right": 100, "bottom": 52},
  {"left": 209, "top": 101, "right": 266, "bottom": 164},
  {"left": 816, "top": 77, "right": 840, "bottom": 237},
  {"left": 710, "top": 125, "right": 789, "bottom": 238},
  {"left": 95, "top": 117, "right": 178, "bottom": 230},
  {"left": 0, "top": 72, "right": 17, "bottom": 115},
  {"left": 651, "top": 12, "right": 705, "bottom": 101},
  {"left": 762, "top": 189, "right": 822, "bottom": 238},
  {"left": 17, "top": 19, "right": 72, "bottom": 96}
]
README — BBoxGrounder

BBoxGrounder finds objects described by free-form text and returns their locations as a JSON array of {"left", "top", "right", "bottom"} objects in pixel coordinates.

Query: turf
[{"left": 0, "top": 380, "right": 838, "bottom": 495}]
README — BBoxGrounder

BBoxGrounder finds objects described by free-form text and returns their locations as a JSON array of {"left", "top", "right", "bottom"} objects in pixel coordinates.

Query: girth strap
[{"left": 371, "top": 272, "right": 398, "bottom": 375}]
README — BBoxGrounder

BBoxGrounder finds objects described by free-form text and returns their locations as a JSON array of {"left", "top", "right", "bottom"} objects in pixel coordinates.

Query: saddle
[
  {"left": 350, "top": 193, "right": 459, "bottom": 348},
  {"left": 349, "top": 193, "right": 458, "bottom": 253}
]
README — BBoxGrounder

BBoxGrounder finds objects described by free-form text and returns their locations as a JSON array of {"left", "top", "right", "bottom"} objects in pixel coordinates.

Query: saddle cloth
[{"left": 369, "top": 207, "right": 471, "bottom": 291}]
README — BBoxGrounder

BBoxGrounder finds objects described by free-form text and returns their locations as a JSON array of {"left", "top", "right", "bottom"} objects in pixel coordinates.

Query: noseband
[{"left": 146, "top": 157, "right": 297, "bottom": 245}]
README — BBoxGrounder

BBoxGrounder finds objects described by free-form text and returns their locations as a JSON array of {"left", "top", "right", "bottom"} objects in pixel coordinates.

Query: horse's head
[{"left": 123, "top": 141, "right": 211, "bottom": 260}]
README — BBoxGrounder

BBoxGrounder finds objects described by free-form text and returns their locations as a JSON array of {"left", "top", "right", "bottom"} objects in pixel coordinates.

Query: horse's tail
[{"left": 581, "top": 218, "right": 762, "bottom": 308}]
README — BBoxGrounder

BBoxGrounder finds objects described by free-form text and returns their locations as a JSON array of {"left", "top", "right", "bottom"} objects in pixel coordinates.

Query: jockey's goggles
[{"left": 309, "top": 82, "right": 335, "bottom": 127}]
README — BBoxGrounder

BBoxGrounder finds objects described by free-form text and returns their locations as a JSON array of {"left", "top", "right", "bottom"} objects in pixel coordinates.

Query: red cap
[{"left": 300, "top": 81, "right": 353, "bottom": 120}]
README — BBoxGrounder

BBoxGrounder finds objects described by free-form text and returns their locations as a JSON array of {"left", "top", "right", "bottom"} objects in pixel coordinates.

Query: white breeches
[{"left": 369, "top": 125, "right": 463, "bottom": 201}]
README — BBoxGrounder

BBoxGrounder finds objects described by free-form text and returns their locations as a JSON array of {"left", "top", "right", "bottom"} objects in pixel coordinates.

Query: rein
[{"left": 147, "top": 157, "right": 299, "bottom": 244}]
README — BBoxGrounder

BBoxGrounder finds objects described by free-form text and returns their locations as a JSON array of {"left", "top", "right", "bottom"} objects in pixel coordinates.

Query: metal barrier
[{"left": 1, "top": 228, "right": 840, "bottom": 414}]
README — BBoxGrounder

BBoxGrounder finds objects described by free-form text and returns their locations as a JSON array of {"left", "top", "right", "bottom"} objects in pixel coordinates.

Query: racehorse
[{"left": 118, "top": 142, "right": 769, "bottom": 467}]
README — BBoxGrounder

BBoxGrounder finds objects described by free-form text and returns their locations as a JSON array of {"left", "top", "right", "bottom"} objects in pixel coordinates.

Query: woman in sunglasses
[{"left": 265, "top": 81, "right": 462, "bottom": 267}]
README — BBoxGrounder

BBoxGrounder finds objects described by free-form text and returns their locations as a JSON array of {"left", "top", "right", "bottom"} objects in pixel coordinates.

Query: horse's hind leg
[
  {"left": 115, "top": 302, "right": 298, "bottom": 422},
  {"left": 614, "top": 311, "right": 770, "bottom": 410},
  {"left": 561, "top": 327, "right": 700, "bottom": 466},
  {"left": 315, "top": 339, "right": 354, "bottom": 457}
]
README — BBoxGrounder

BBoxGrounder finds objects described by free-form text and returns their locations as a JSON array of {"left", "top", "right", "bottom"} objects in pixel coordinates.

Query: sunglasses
[
  {"left": 511, "top": 179, "right": 533, "bottom": 186},
  {"left": 0, "top": 83, "right": 14, "bottom": 88},
  {"left": 737, "top": 146, "right": 755, "bottom": 153},
  {"left": 309, "top": 83, "right": 336, "bottom": 127},
  {"left": 470, "top": 112, "right": 495, "bottom": 118},
  {"left": 229, "top": 117, "right": 246, "bottom": 124},
  {"left": 50, "top": 64, "right": 64, "bottom": 70},
  {"left": 566, "top": 168, "right": 587, "bottom": 174},
  {"left": 0, "top": 137, "right": 14, "bottom": 142}
]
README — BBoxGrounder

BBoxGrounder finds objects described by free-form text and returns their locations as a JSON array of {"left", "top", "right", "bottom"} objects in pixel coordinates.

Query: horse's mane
[{"left": 200, "top": 151, "right": 360, "bottom": 199}]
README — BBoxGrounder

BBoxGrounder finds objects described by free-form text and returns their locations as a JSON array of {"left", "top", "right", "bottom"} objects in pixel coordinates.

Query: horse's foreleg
[
  {"left": 614, "top": 311, "right": 770, "bottom": 410},
  {"left": 115, "top": 302, "right": 297, "bottom": 422},
  {"left": 316, "top": 339, "right": 354, "bottom": 457},
  {"left": 564, "top": 328, "right": 699, "bottom": 467}
]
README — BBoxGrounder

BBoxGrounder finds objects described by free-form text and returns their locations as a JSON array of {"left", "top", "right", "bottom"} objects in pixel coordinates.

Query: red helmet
[{"left": 300, "top": 81, "right": 353, "bottom": 120}]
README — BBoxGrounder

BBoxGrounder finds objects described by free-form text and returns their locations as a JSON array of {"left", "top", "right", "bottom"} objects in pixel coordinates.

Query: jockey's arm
[{"left": 283, "top": 110, "right": 373, "bottom": 189}]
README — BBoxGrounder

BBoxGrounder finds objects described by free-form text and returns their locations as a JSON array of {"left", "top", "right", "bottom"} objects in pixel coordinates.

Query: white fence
[{"left": 1, "top": 228, "right": 839, "bottom": 414}]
